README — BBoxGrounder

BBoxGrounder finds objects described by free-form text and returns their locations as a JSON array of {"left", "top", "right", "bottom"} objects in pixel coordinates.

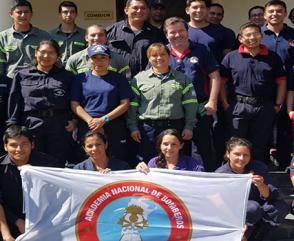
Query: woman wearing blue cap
[{"left": 71, "top": 44, "right": 133, "bottom": 163}]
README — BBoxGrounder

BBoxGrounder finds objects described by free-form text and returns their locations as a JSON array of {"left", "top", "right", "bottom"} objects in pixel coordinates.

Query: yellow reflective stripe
[
  {"left": 182, "top": 99, "right": 198, "bottom": 105},
  {"left": 77, "top": 66, "right": 89, "bottom": 73},
  {"left": 0, "top": 59, "right": 7, "bottom": 63},
  {"left": 130, "top": 102, "right": 139, "bottom": 107},
  {"left": 182, "top": 83, "right": 193, "bottom": 95},
  {"left": 73, "top": 41, "right": 86, "bottom": 46},
  {"left": 108, "top": 66, "right": 118, "bottom": 72},
  {"left": 4, "top": 45, "right": 18, "bottom": 51},
  {"left": 30, "top": 45, "right": 38, "bottom": 49},
  {"left": 118, "top": 65, "right": 129, "bottom": 73},
  {"left": 131, "top": 86, "right": 140, "bottom": 96}
]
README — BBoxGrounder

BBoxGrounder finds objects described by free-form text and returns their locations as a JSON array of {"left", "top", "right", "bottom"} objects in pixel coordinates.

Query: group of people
[{"left": 0, "top": 0, "right": 294, "bottom": 240}]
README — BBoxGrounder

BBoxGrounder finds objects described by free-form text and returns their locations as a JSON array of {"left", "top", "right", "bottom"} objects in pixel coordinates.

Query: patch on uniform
[
  {"left": 288, "top": 40, "right": 294, "bottom": 47},
  {"left": 58, "top": 41, "right": 64, "bottom": 47},
  {"left": 171, "top": 83, "right": 183, "bottom": 90},
  {"left": 54, "top": 89, "right": 65, "bottom": 97},
  {"left": 190, "top": 56, "right": 199, "bottom": 64}
]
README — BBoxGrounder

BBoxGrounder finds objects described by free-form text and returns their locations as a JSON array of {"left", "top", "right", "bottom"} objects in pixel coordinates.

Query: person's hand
[
  {"left": 2, "top": 234, "right": 15, "bottom": 241},
  {"left": 65, "top": 120, "right": 77, "bottom": 132},
  {"left": 136, "top": 162, "right": 150, "bottom": 174},
  {"left": 88, "top": 118, "right": 105, "bottom": 131},
  {"left": 15, "top": 218, "right": 25, "bottom": 234},
  {"left": 252, "top": 175, "right": 265, "bottom": 188},
  {"left": 181, "top": 129, "right": 193, "bottom": 140},
  {"left": 98, "top": 168, "right": 111, "bottom": 174},
  {"left": 204, "top": 100, "right": 217, "bottom": 115},
  {"left": 131, "top": 130, "right": 141, "bottom": 143}
]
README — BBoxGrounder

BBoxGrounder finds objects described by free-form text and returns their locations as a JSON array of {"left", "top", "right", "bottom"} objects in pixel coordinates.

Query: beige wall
[
  {"left": 219, "top": 0, "right": 294, "bottom": 33},
  {"left": 30, "top": 0, "right": 116, "bottom": 31}
]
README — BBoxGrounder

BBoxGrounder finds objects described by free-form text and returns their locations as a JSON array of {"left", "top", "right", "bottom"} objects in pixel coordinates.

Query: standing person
[
  {"left": 215, "top": 137, "right": 289, "bottom": 241},
  {"left": 163, "top": 17, "right": 221, "bottom": 171},
  {"left": 74, "top": 131, "right": 130, "bottom": 172},
  {"left": 106, "top": 0, "right": 165, "bottom": 78},
  {"left": 7, "top": 40, "right": 75, "bottom": 167},
  {"left": 127, "top": 43, "right": 197, "bottom": 162},
  {"left": 262, "top": 0, "right": 294, "bottom": 170},
  {"left": 221, "top": 22, "right": 286, "bottom": 162},
  {"left": 248, "top": 6, "right": 265, "bottom": 27},
  {"left": 0, "top": 0, "right": 50, "bottom": 78},
  {"left": 0, "top": 125, "right": 58, "bottom": 240},
  {"left": 71, "top": 45, "right": 133, "bottom": 162},
  {"left": 0, "top": 75, "right": 11, "bottom": 156},
  {"left": 207, "top": 2, "right": 235, "bottom": 50},
  {"left": 66, "top": 25, "right": 129, "bottom": 76},
  {"left": 186, "top": 0, "right": 232, "bottom": 63},
  {"left": 136, "top": 129, "right": 204, "bottom": 173},
  {"left": 50, "top": 1, "right": 87, "bottom": 66}
]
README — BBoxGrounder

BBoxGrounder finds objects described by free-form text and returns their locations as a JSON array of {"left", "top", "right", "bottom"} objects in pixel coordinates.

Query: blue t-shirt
[
  {"left": 148, "top": 155, "right": 204, "bottom": 172},
  {"left": 71, "top": 70, "right": 133, "bottom": 117},
  {"left": 74, "top": 157, "right": 130, "bottom": 171},
  {"left": 188, "top": 23, "right": 230, "bottom": 63}
]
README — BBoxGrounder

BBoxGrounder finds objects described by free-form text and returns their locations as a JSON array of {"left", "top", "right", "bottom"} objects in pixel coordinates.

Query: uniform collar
[
  {"left": 147, "top": 67, "right": 175, "bottom": 78},
  {"left": 122, "top": 19, "right": 152, "bottom": 32},
  {"left": 238, "top": 44, "right": 269, "bottom": 56},
  {"left": 262, "top": 23, "right": 293, "bottom": 35},
  {"left": 55, "top": 24, "right": 81, "bottom": 34},
  {"left": 170, "top": 47, "right": 191, "bottom": 59}
]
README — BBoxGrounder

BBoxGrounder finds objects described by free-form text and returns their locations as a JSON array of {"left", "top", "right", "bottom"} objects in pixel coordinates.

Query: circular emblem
[
  {"left": 76, "top": 181, "right": 192, "bottom": 241},
  {"left": 190, "top": 57, "right": 199, "bottom": 64},
  {"left": 53, "top": 89, "right": 65, "bottom": 97}
]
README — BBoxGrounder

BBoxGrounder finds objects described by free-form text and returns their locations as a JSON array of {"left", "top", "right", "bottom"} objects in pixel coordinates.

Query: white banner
[{"left": 17, "top": 166, "right": 251, "bottom": 241}]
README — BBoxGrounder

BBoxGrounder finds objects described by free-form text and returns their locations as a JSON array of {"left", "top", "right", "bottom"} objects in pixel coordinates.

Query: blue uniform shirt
[
  {"left": 169, "top": 42, "right": 219, "bottom": 101},
  {"left": 261, "top": 24, "right": 294, "bottom": 64},
  {"left": 71, "top": 70, "right": 133, "bottom": 117},
  {"left": 0, "top": 151, "right": 59, "bottom": 224},
  {"left": 7, "top": 66, "right": 73, "bottom": 125},
  {"left": 188, "top": 23, "right": 231, "bottom": 63},
  {"left": 221, "top": 44, "right": 286, "bottom": 99},
  {"left": 106, "top": 19, "right": 165, "bottom": 77},
  {"left": 148, "top": 155, "right": 204, "bottom": 172},
  {"left": 74, "top": 157, "right": 130, "bottom": 171}
]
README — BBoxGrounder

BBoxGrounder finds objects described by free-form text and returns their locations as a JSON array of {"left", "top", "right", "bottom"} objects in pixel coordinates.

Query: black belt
[
  {"left": 236, "top": 95, "right": 264, "bottom": 105},
  {"left": 140, "top": 119, "right": 184, "bottom": 127},
  {"left": 26, "top": 109, "right": 68, "bottom": 118}
]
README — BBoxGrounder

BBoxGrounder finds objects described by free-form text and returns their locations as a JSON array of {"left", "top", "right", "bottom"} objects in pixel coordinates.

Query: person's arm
[
  {"left": 274, "top": 78, "right": 287, "bottom": 113},
  {"left": 204, "top": 70, "right": 221, "bottom": 115},
  {"left": 182, "top": 79, "right": 197, "bottom": 140},
  {"left": 126, "top": 79, "right": 141, "bottom": 143},
  {"left": 252, "top": 175, "right": 270, "bottom": 199},
  {"left": 287, "top": 90, "right": 294, "bottom": 115},
  {"left": 0, "top": 204, "right": 15, "bottom": 241}
]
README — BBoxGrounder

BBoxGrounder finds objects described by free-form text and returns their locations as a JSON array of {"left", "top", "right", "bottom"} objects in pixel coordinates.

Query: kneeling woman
[
  {"left": 215, "top": 137, "right": 289, "bottom": 241},
  {"left": 74, "top": 131, "right": 129, "bottom": 172},
  {"left": 136, "top": 129, "right": 204, "bottom": 173}
]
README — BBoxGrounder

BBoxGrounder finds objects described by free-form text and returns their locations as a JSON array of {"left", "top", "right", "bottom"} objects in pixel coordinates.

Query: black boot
[{"left": 248, "top": 221, "right": 272, "bottom": 241}]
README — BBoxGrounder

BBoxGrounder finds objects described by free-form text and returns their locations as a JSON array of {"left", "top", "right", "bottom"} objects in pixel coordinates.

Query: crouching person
[
  {"left": 215, "top": 137, "right": 289, "bottom": 241},
  {"left": 0, "top": 125, "right": 59, "bottom": 240}
]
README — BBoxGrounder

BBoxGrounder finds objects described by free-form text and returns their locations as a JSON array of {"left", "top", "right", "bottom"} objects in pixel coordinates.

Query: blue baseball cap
[{"left": 87, "top": 44, "right": 111, "bottom": 58}]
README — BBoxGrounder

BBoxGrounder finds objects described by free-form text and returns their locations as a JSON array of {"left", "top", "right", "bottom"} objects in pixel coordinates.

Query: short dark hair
[
  {"left": 209, "top": 3, "right": 224, "bottom": 10},
  {"left": 10, "top": 0, "right": 33, "bottom": 12},
  {"left": 58, "top": 1, "right": 78, "bottom": 13},
  {"left": 3, "top": 125, "right": 34, "bottom": 144},
  {"left": 155, "top": 129, "right": 184, "bottom": 168},
  {"left": 85, "top": 24, "right": 107, "bottom": 37},
  {"left": 125, "top": 0, "right": 149, "bottom": 9},
  {"left": 82, "top": 130, "right": 107, "bottom": 147},
  {"left": 288, "top": 8, "right": 294, "bottom": 20},
  {"left": 265, "top": 0, "right": 287, "bottom": 11},
  {"left": 163, "top": 17, "right": 188, "bottom": 35},
  {"left": 36, "top": 39, "right": 60, "bottom": 57},
  {"left": 186, "top": 0, "right": 211, "bottom": 7},
  {"left": 239, "top": 22, "right": 261, "bottom": 35},
  {"left": 224, "top": 137, "right": 252, "bottom": 161},
  {"left": 248, "top": 5, "right": 264, "bottom": 19}
]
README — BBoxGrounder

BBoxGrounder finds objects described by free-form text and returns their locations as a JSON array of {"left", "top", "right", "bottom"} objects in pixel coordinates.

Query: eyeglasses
[{"left": 241, "top": 32, "right": 261, "bottom": 38}]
